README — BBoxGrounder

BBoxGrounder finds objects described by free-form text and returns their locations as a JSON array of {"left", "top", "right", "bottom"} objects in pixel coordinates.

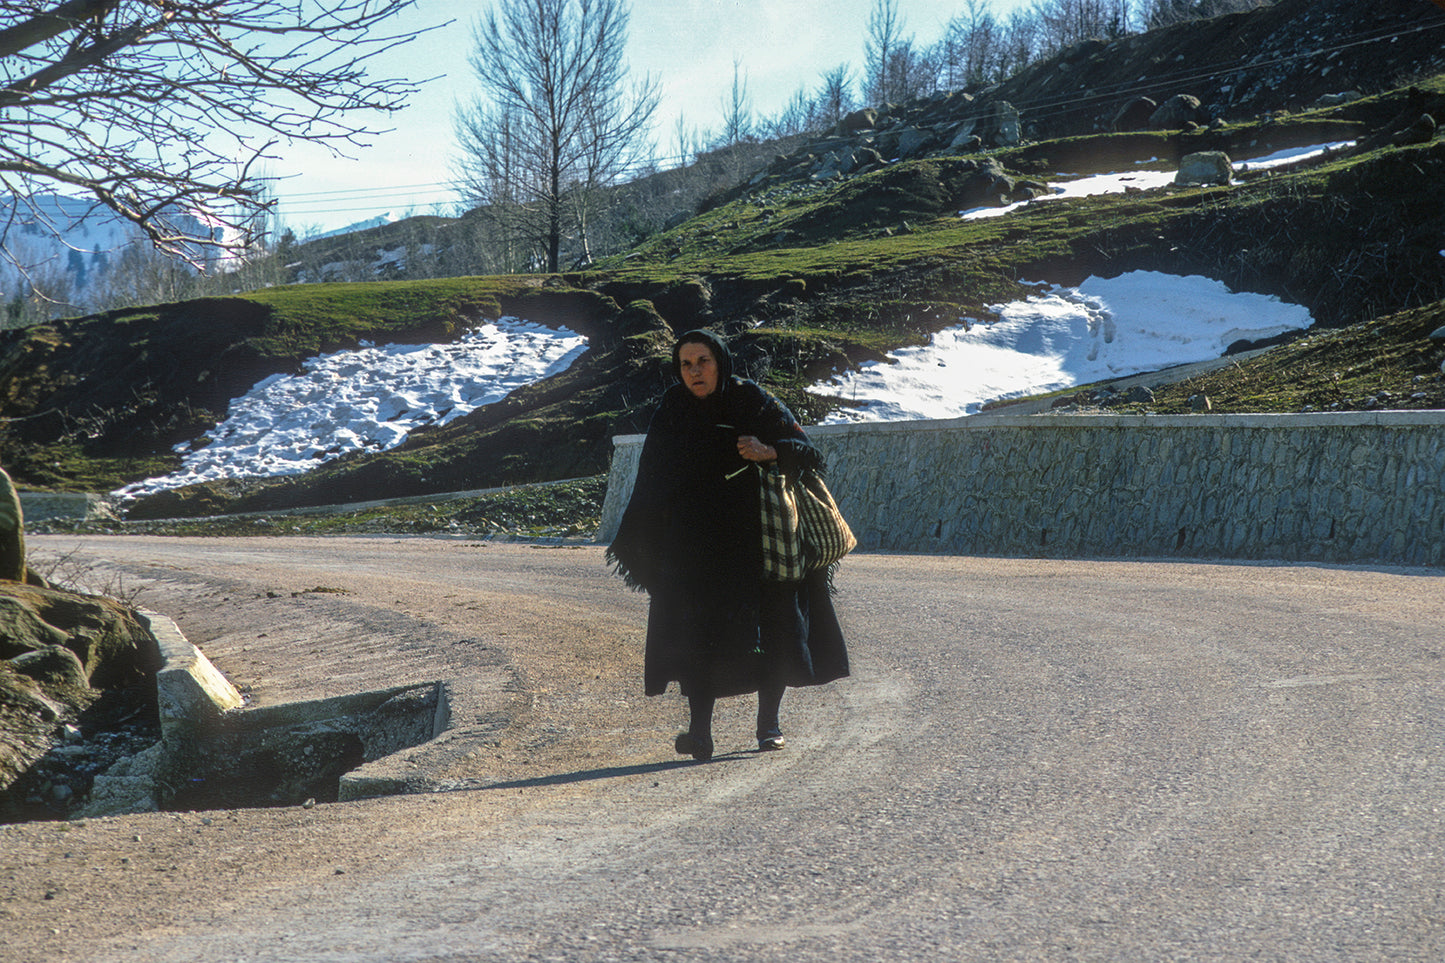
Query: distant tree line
[{"left": 766, "top": 0, "right": 1276, "bottom": 130}]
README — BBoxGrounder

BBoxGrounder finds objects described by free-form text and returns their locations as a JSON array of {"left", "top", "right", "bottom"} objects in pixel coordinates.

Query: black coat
[{"left": 608, "top": 377, "right": 849, "bottom": 699}]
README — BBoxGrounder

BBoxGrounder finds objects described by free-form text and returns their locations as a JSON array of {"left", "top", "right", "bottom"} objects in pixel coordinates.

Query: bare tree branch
[{"left": 0, "top": 0, "right": 451, "bottom": 274}]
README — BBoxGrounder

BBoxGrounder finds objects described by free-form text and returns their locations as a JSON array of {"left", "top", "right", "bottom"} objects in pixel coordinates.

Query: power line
[{"left": 277, "top": 181, "right": 459, "bottom": 200}]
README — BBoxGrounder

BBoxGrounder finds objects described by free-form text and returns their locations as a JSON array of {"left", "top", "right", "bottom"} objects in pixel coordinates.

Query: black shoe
[
  {"left": 674, "top": 731, "right": 714, "bottom": 761},
  {"left": 757, "top": 735, "right": 786, "bottom": 752}
]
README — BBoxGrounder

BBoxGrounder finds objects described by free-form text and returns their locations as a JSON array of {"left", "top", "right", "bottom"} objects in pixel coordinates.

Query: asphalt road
[{"left": 7, "top": 536, "right": 1443, "bottom": 962}]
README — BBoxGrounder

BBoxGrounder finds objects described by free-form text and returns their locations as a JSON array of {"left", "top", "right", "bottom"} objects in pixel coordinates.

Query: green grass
[{"left": 236, "top": 277, "right": 516, "bottom": 354}]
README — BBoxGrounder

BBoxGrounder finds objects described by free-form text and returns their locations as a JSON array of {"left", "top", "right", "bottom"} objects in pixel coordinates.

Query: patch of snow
[
  {"left": 311, "top": 212, "right": 403, "bottom": 241},
  {"left": 813, "top": 271, "right": 1313, "bottom": 423},
  {"left": 115, "top": 319, "right": 588, "bottom": 499},
  {"left": 961, "top": 169, "right": 1177, "bottom": 219},
  {"left": 960, "top": 143, "right": 1356, "bottom": 221},
  {"left": 1233, "top": 141, "right": 1355, "bottom": 172}
]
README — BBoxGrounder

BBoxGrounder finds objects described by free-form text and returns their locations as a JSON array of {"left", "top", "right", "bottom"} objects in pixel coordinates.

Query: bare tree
[
  {"left": 863, "top": 0, "right": 908, "bottom": 106},
  {"left": 816, "top": 64, "right": 855, "bottom": 126},
  {"left": 672, "top": 112, "right": 702, "bottom": 168},
  {"left": 1141, "top": 0, "right": 1274, "bottom": 30},
  {"left": 717, "top": 55, "right": 754, "bottom": 147},
  {"left": 458, "top": 103, "right": 536, "bottom": 273},
  {"left": 999, "top": 8, "right": 1043, "bottom": 76},
  {"left": 1030, "top": 0, "right": 1131, "bottom": 56},
  {"left": 764, "top": 84, "right": 814, "bottom": 139},
  {"left": 886, "top": 39, "right": 936, "bottom": 102},
  {"left": 0, "top": 1, "right": 445, "bottom": 279},
  {"left": 939, "top": 0, "right": 1006, "bottom": 89},
  {"left": 453, "top": 0, "right": 660, "bottom": 274}
]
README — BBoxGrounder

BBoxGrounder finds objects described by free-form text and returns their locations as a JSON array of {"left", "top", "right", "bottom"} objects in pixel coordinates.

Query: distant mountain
[
  {"left": 310, "top": 211, "right": 403, "bottom": 241},
  {"left": 0, "top": 195, "right": 238, "bottom": 315},
  {"left": 0, "top": 195, "right": 136, "bottom": 299}
]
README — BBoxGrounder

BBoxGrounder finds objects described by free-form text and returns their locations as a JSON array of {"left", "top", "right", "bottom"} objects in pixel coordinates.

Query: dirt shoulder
[{"left": 4, "top": 536, "right": 687, "bottom": 962}]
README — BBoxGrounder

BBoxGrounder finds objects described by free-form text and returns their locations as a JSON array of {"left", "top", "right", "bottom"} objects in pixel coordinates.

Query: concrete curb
[{"left": 138, "top": 609, "right": 244, "bottom": 744}]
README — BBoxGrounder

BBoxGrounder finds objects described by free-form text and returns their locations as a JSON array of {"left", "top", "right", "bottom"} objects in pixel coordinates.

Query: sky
[{"left": 269, "top": 0, "right": 1035, "bottom": 235}]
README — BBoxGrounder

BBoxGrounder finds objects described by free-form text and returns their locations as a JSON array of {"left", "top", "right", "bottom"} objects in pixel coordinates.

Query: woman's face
[{"left": 679, "top": 341, "right": 719, "bottom": 399}]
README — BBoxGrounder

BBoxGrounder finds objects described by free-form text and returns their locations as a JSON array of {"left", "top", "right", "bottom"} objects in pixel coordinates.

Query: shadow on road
[{"left": 451, "top": 752, "right": 759, "bottom": 794}]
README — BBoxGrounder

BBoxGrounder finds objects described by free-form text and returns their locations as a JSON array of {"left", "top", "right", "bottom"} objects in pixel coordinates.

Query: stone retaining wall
[
  {"left": 601, "top": 411, "right": 1445, "bottom": 567},
  {"left": 17, "top": 491, "right": 115, "bottom": 523}
]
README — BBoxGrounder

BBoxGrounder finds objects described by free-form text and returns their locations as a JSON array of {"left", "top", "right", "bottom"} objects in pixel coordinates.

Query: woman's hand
[{"left": 737, "top": 435, "right": 778, "bottom": 463}]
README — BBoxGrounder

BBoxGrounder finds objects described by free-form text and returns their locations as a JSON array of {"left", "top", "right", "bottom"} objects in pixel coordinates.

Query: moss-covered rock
[{"left": 0, "top": 582, "right": 159, "bottom": 804}]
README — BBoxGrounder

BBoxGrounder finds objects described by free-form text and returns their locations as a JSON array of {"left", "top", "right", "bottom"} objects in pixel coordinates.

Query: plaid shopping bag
[
  {"left": 758, "top": 464, "right": 805, "bottom": 581},
  {"left": 796, "top": 470, "right": 857, "bottom": 570}
]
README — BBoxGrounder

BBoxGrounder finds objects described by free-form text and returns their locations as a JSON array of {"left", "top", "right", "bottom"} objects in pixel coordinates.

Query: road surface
[{"left": 6, "top": 536, "right": 1442, "bottom": 962}]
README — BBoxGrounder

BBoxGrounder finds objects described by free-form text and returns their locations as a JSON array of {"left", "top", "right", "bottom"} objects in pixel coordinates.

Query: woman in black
[{"left": 608, "top": 329, "right": 848, "bottom": 761}]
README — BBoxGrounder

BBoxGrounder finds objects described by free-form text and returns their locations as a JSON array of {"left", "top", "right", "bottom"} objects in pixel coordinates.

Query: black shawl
[{"left": 608, "top": 332, "right": 848, "bottom": 699}]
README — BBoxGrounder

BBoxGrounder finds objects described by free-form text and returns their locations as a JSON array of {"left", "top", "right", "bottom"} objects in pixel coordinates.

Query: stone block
[
  {"left": 140, "top": 610, "right": 242, "bottom": 743},
  {"left": 1175, "top": 152, "right": 1232, "bottom": 186}
]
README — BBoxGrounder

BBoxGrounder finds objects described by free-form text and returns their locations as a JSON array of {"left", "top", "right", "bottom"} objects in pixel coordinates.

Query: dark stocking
[
  {"left": 674, "top": 694, "right": 715, "bottom": 761},
  {"left": 688, "top": 695, "right": 715, "bottom": 741},
  {"left": 757, "top": 683, "right": 785, "bottom": 740}
]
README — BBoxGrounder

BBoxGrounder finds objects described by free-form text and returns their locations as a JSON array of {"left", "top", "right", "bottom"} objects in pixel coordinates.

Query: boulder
[
  {"left": 836, "top": 107, "right": 878, "bottom": 134},
  {"left": 0, "top": 466, "right": 24, "bottom": 582},
  {"left": 0, "top": 582, "right": 158, "bottom": 690},
  {"left": 946, "top": 158, "right": 1023, "bottom": 211},
  {"left": 0, "top": 663, "right": 69, "bottom": 796},
  {"left": 948, "top": 117, "right": 980, "bottom": 149},
  {"left": 1113, "top": 96, "right": 1157, "bottom": 132},
  {"left": 1, "top": 584, "right": 162, "bottom": 808},
  {"left": 1010, "top": 180, "right": 1052, "bottom": 202},
  {"left": 952, "top": 134, "right": 983, "bottom": 154},
  {"left": 1391, "top": 113, "right": 1437, "bottom": 147},
  {"left": 1150, "top": 94, "right": 1203, "bottom": 130},
  {"left": 1175, "top": 151, "right": 1233, "bottom": 186},
  {"left": 896, "top": 128, "right": 933, "bottom": 159},
  {"left": 920, "top": 90, "right": 974, "bottom": 124},
  {"left": 855, "top": 147, "right": 887, "bottom": 171},
  {"left": 816, "top": 147, "right": 862, "bottom": 178},
  {"left": 77, "top": 743, "right": 165, "bottom": 818},
  {"left": 989, "top": 102, "right": 1022, "bottom": 147},
  {"left": 10, "top": 645, "right": 88, "bottom": 691},
  {"left": 948, "top": 102, "right": 1021, "bottom": 150}
]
